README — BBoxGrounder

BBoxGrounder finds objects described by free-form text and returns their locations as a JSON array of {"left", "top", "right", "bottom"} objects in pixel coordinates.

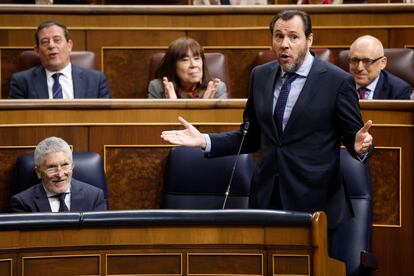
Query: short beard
[{"left": 280, "top": 47, "right": 308, "bottom": 73}]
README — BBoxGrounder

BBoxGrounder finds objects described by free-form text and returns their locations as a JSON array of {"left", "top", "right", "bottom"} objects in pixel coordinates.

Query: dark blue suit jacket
[
  {"left": 10, "top": 178, "right": 107, "bottom": 212},
  {"left": 9, "top": 65, "right": 111, "bottom": 99},
  {"left": 208, "top": 56, "right": 365, "bottom": 229},
  {"left": 349, "top": 70, "right": 411, "bottom": 100}
]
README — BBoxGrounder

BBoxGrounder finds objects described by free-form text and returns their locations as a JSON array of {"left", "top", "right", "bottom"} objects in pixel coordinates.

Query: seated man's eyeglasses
[
  {"left": 44, "top": 163, "right": 74, "bottom": 175},
  {"left": 348, "top": 56, "right": 384, "bottom": 67}
]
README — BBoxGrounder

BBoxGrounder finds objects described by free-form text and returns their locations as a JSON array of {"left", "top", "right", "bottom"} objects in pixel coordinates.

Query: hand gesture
[
  {"left": 354, "top": 120, "right": 373, "bottom": 154},
  {"left": 162, "top": 77, "right": 177, "bottom": 99},
  {"left": 203, "top": 78, "right": 220, "bottom": 99},
  {"left": 161, "top": 117, "right": 207, "bottom": 148}
]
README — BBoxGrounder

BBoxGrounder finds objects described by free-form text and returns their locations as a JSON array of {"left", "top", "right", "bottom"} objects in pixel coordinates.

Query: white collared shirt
[
  {"left": 44, "top": 186, "right": 72, "bottom": 212},
  {"left": 273, "top": 52, "right": 314, "bottom": 131},
  {"left": 45, "top": 63, "right": 74, "bottom": 99},
  {"left": 356, "top": 74, "right": 380, "bottom": 100}
]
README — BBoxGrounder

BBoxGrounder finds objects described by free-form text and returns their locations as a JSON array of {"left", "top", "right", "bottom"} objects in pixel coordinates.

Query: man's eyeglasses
[
  {"left": 348, "top": 56, "right": 384, "bottom": 67},
  {"left": 43, "top": 164, "right": 73, "bottom": 175}
]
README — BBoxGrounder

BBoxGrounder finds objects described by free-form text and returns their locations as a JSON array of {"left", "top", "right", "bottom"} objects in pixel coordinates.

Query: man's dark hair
[
  {"left": 35, "top": 20, "right": 70, "bottom": 47},
  {"left": 269, "top": 10, "right": 312, "bottom": 37}
]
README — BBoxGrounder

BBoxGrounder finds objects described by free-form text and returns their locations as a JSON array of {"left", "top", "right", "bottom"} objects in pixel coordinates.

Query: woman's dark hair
[
  {"left": 155, "top": 37, "right": 212, "bottom": 90},
  {"left": 269, "top": 10, "right": 312, "bottom": 37}
]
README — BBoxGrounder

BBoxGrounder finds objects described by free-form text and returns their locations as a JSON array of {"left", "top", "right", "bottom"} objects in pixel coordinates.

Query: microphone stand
[{"left": 222, "top": 122, "right": 250, "bottom": 209}]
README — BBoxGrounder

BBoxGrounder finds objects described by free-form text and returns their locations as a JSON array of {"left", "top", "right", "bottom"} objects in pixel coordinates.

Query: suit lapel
[
  {"left": 283, "top": 58, "right": 326, "bottom": 135},
  {"left": 264, "top": 62, "right": 282, "bottom": 141},
  {"left": 33, "top": 66, "right": 49, "bottom": 98},
  {"left": 69, "top": 179, "right": 84, "bottom": 212},
  {"left": 33, "top": 184, "right": 52, "bottom": 212},
  {"left": 373, "top": 71, "right": 386, "bottom": 99},
  {"left": 72, "top": 66, "right": 85, "bottom": 98}
]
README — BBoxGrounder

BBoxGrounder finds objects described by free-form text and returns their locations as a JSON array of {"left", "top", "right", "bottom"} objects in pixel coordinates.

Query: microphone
[{"left": 222, "top": 121, "right": 250, "bottom": 209}]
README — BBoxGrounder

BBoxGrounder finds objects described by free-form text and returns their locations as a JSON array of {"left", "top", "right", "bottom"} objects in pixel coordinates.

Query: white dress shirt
[
  {"left": 45, "top": 63, "right": 74, "bottom": 99},
  {"left": 44, "top": 186, "right": 72, "bottom": 212}
]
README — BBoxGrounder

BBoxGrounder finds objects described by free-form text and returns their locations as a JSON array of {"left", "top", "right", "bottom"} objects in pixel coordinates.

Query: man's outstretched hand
[
  {"left": 161, "top": 117, "right": 207, "bottom": 148},
  {"left": 354, "top": 120, "right": 373, "bottom": 154}
]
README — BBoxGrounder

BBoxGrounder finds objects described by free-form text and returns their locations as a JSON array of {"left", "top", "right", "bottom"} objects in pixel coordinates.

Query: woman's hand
[
  {"left": 162, "top": 77, "right": 177, "bottom": 99},
  {"left": 203, "top": 78, "right": 220, "bottom": 99}
]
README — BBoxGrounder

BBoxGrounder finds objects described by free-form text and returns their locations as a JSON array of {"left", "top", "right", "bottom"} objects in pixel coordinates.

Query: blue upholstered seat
[
  {"left": 162, "top": 146, "right": 253, "bottom": 209},
  {"left": 330, "top": 148, "right": 377, "bottom": 276}
]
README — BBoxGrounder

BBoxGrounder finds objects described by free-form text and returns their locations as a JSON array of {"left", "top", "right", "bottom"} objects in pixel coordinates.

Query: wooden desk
[
  {"left": 0, "top": 210, "right": 344, "bottom": 276},
  {"left": 0, "top": 99, "right": 412, "bottom": 276}
]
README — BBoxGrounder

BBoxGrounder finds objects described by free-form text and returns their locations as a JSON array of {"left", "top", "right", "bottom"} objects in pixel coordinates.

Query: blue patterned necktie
[
  {"left": 274, "top": 72, "right": 299, "bottom": 134},
  {"left": 52, "top": 73, "right": 63, "bottom": 99},
  {"left": 57, "top": 193, "right": 69, "bottom": 212}
]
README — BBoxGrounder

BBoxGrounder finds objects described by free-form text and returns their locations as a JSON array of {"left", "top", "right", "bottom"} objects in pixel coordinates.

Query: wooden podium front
[{"left": 0, "top": 210, "right": 343, "bottom": 276}]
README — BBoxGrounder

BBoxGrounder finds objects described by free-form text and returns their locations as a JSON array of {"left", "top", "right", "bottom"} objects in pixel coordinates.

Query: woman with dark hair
[{"left": 148, "top": 37, "right": 227, "bottom": 99}]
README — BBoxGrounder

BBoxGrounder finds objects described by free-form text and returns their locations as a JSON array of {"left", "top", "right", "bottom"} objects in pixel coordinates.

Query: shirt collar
[
  {"left": 44, "top": 185, "right": 71, "bottom": 198},
  {"left": 356, "top": 74, "right": 380, "bottom": 92},
  {"left": 280, "top": 51, "right": 314, "bottom": 78},
  {"left": 45, "top": 63, "right": 72, "bottom": 80}
]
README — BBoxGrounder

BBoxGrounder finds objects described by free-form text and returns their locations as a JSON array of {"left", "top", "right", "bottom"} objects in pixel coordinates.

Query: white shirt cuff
[{"left": 203, "top": 134, "right": 211, "bottom": 153}]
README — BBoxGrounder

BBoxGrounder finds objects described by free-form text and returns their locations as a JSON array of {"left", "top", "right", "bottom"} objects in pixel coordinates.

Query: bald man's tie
[{"left": 358, "top": 87, "right": 367, "bottom": 100}]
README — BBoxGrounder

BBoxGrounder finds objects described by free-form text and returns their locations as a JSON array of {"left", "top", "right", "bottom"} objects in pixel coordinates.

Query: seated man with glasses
[
  {"left": 10, "top": 137, "right": 107, "bottom": 213},
  {"left": 347, "top": 35, "right": 412, "bottom": 100}
]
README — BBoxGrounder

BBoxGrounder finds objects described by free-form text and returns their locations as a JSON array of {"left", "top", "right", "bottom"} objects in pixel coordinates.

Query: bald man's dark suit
[
  {"left": 349, "top": 70, "right": 411, "bottom": 100},
  {"left": 208, "top": 55, "right": 366, "bottom": 229},
  {"left": 10, "top": 178, "right": 107, "bottom": 212},
  {"left": 9, "top": 65, "right": 111, "bottom": 99}
]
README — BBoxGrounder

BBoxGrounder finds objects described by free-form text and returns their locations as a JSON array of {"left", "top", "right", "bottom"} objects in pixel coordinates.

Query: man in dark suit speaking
[
  {"left": 347, "top": 35, "right": 412, "bottom": 100},
  {"left": 9, "top": 20, "right": 111, "bottom": 99},
  {"left": 161, "top": 9, "right": 373, "bottom": 252},
  {"left": 10, "top": 137, "right": 107, "bottom": 212}
]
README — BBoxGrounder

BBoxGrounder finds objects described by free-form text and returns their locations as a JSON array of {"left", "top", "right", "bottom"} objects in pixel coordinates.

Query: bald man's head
[{"left": 348, "top": 35, "right": 387, "bottom": 87}]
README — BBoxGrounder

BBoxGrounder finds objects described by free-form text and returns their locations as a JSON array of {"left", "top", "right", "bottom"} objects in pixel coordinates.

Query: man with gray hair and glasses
[
  {"left": 347, "top": 35, "right": 412, "bottom": 100},
  {"left": 10, "top": 136, "right": 107, "bottom": 213}
]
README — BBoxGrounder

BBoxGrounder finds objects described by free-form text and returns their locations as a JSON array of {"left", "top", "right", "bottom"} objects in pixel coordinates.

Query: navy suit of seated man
[
  {"left": 9, "top": 20, "right": 111, "bottom": 99},
  {"left": 10, "top": 136, "right": 107, "bottom": 213}
]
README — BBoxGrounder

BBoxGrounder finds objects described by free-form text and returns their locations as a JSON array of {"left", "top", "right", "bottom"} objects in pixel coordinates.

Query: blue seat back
[
  {"left": 330, "top": 148, "right": 373, "bottom": 276},
  {"left": 162, "top": 146, "right": 253, "bottom": 209}
]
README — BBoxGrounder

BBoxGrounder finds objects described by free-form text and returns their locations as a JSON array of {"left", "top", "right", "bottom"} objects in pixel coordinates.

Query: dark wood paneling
[
  {"left": 88, "top": 30, "right": 185, "bottom": 70},
  {"left": 370, "top": 148, "right": 400, "bottom": 226},
  {"left": 0, "top": 259, "right": 11, "bottom": 276},
  {"left": 0, "top": 48, "right": 29, "bottom": 99},
  {"left": 273, "top": 255, "right": 309, "bottom": 275},
  {"left": 103, "top": 48, "right": 166, "bottom": 99},
  {"left": 23, "top": 255, "right": 99, "bottom": 276},
  {"left": 188, "top": 253, "right": 263, "bottom": 275},
  {"left": 0, "top": 147, "right": 35, "bottom": 212},
  {"left": 104, "top": 146, "right": 168, "bottom": 210},
  {"left": 107, "top": 254, "right": 181, "bottom": 274}
]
